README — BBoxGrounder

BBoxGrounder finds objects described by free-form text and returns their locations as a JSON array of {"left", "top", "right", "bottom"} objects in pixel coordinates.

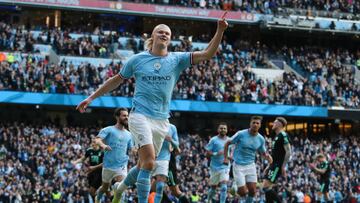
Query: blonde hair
[
  {"left": 145, "top": 24, "right": 171, "bottom": 51},
  {"left": 145, "top": 38, "right": 153, "bottom": 51}
]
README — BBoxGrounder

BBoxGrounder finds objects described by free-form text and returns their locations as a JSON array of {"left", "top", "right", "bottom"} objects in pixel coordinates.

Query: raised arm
[
  {"left": 192, "top": 12, "right": 228, "bottom": 64},
  {"left": 76, "top": 74, "right": 123, "bottom": 113}
]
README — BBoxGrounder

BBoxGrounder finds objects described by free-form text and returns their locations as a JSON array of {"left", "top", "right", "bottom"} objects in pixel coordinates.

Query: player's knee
[
  {"left": 262, "top": 180, "right": 271, "bottom": 189},
  {"left": 114, "top": 175, "right": 125, "bottom": 183},
  {"left": 238, "top": 188, "right": 247, "bottom": 197},
  {"left": 142, "top": 159, "right": 156, "bottom": 170},
  {"left": 89, "top": 188, "right": 96, "bottom": 197},
  {"left": 100, "top": 184, "right": 109, "bottom": 192},
  {"left": 169, "top": 186, "right": 181, "bottom": 197}
]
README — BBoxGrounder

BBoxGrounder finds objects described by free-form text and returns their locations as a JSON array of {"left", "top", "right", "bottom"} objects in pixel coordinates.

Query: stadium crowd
[
  {"left": 0, "top": 22, "right": 359, "bottom": 108},
  {"left": 0, "top": 122, "right": 359, "bottom": 202},
  {"left": 123, "top": 0, "right": 360, "bottom": 15}
]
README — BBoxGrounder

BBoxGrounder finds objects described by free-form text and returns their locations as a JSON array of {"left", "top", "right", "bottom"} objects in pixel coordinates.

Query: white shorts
[
  {"left": 152, "top": 160, "right": 170, "bottom": 177},
  {"left": 128, "top": 112, "right": 170, "bottom": 156},
  {"left": 102, "top": 166, "right": 127, "bottom": 183},
  {"left": 209, "top": 168, "right": 230, "bottom": 185},
  {"left": 232, "top": 163, "right": 257, "bottom": 187}
]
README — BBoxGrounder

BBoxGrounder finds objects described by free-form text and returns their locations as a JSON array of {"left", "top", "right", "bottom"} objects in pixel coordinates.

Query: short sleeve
[
  {"left": 127, "top": 135, "right": 134, "bottom": 150},
  {"left": 205, "top": 139, "right": 214, "bottom": 152},
  {"left": 230, "top": 131, "right": 241, "bottom": 144},
  {"left": 119, "top": 55, "right": 137, "bottom": 79},
  {"left": 84, "top": 149, "right": 90, "bottom": 158},
  {"left": 258, "top": 136, "right": 266, "bottom": 153},
  {"left": 97, "top": 128, "right": 108, "bottom": 140},
  {"left": 170, "top": 125, "right": 179, "bottom": 148},
  {"left": 322, "top": 162, "right": 329, "bottom": 170},
  {"left": 175, "top": 52, "right": 192, "bottom": 72},
  {"left": 283, "top": 133, "right": 289, "bottom": 145}
]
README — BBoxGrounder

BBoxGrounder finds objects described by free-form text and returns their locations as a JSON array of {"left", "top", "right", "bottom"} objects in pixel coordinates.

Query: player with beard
[
  {"left": 77, "top": 11, "right": 229, "bottom": 203},
  {"left": 94, "top": 108, "right": 134, "bottom": 203},
  {"left": 263, "top": 117, "right": 292, "bottom": 203},
  {"left": 205, "top": 123, "right": 230, "bottom": 203}
]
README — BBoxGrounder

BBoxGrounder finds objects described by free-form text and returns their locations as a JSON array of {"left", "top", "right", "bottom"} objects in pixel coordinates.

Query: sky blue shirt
[
  {"left": 230, "top": 129, "right": 266, "bottom": 165},
  {"left": 98, "top": 126, "right": 133, "bottom": 170},
  {"left": 157, "top": 124, "right": 179, "bottom": 161},
  {"left": 205, "top": 135, "right": 230, "bottom": 170},
  {"left": 120, "top": 51, "right": 192, "bottom": 119}
]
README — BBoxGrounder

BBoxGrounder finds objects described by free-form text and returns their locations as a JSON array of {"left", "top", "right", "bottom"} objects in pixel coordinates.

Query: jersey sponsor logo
[
  {"left": 141, "top": 76, "right": 171, "bottom": 81},
  {"left": 141, "top": 75, "right": 172, "bottom": 85}
]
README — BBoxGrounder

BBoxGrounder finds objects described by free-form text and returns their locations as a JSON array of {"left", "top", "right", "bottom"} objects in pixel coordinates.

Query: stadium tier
[
  {"left": 0, "top": 122, "right": 359, "bottom": 202},
  {"left": 0, "top": 21, "right": 359, "bottom": 109}
]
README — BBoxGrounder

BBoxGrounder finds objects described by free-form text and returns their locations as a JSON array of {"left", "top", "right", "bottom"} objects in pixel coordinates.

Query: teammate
[
  {"left": 94, "top": 108, "right": 134, "bottom": 203},
  {"left": 112, "top": 124, "right": 190, "bottom": 203},
  {"left": 77, "top": 11, "right": 229, "bottom": 203},
  {"left": 263, "top": 117, "right": 292, "bottom": 203},
  {"left": 72, "top": 138, "right": 104, "bottom": 198},
  {"left": 162, "top": 147, "right": 190, "bottom": 203},
  {"left": 223, "top": 116, "right": 273, "bottom": 203},
  {"left": 152, "top": 124, "right": 179, "bottom": 203},
  {"left": 309, "top": 154, "right": 331, "bottom": 203},
  {"left": 205, "top": 123, "right": 230, "bottom": 203}
]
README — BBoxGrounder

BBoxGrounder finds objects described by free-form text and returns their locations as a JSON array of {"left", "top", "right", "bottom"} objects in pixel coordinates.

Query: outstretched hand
[
  {"left": 76, "top": 98, "right": 92, "bottom": 113},
  {"left": 218, "top": 11, "right": 229, "bottom": 32}
]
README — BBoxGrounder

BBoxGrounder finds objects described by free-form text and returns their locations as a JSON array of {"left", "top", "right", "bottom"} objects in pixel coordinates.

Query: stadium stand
[
  {"left": 0, "top": 22, "right": 359, "bottom": 108},
  {"left": 120, "top": 0, "right": 360, "bottom": 15},
  {"left": 0, "top": 122, "right": 359, "bottom": 202},
  {"left": 0, "top": 2, "right": 359, "bottom": 202}
]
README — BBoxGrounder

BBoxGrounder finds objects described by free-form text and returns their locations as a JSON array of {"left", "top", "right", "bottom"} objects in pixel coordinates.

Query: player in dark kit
[
  {"left": 310, "top": 154, "right": 331, "bottom": 202},
  {"left": 72, "top": 138, "right": 104, "bottom": 198},
  {"left": 263, "top": 117, "right": 292, "bottom": 203},
  {"left": 160, "top": 146, "right": 190, "bottom": 203}
]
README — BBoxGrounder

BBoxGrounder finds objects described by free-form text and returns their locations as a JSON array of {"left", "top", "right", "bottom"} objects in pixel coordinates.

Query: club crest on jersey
[{"left": 154, "top": 62, "right": 161, "bottom": 71}]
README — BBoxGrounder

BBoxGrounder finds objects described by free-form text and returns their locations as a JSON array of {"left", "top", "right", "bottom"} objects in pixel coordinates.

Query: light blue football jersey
[
  {"left": 120, "top": 51, "right": 192, "bottom": 119},
  {"left": 205, "top": 135, "right": 230, "bottom": 170},
  {"left": 230, "top": 129, "right": 266, "bottom": 165},
  {"left": 157, "top": 124, "right": 179, "bottom": 161},
  {"left": 98, "top": 126, "right": 133, "bottom": 170}
]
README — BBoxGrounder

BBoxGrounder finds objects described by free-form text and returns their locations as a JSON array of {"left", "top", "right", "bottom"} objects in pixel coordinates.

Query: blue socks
[
  {"left": 207, "top": 187, "right": 216, "bottom": 203},
  {"left": 154, "top": 181, "right": 165, "bottom": 203},
  {"left": 220, "top": 183, "right": 228, "bottom": 203},
  {"left": 136, "top": 168, "right": 151, "bottom": 203},
  {"left": 124, "top": 166, "right": 140, "bottom": 187}
]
